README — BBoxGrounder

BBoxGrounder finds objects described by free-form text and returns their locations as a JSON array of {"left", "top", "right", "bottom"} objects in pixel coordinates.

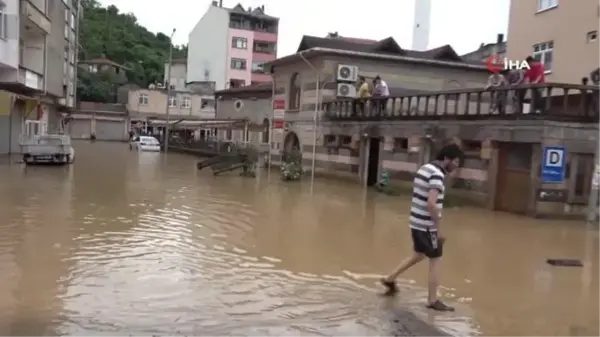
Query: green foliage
[
  {"left": 77, "top": 71, "right": 118, "bottom": 102},
  {"left": 281, "top": 150, "right": 303, "bottom": 181},
  {"left": 78, "top": 0, "right": 186, "bottom": 101}
]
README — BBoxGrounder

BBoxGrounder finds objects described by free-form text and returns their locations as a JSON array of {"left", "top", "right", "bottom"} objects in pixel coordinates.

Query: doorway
[
  {"left": 495, "top": 142, "right": 533, "bottom": 214},
  {"left": 366, "top": 137, "right": 380, "bottom": 186}
]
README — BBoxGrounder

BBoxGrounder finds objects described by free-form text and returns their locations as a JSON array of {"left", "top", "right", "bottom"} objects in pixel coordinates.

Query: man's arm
[
  {"left": 427, "top": 175, "right": 444, "bottom": 227},
  {"left": 484, "top": 75, "right": 493, "bottom": 90}
]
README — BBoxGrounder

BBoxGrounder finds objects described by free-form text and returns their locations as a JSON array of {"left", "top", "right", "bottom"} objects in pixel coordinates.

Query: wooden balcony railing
[{"left": 323, "top": 83, "right": 599, "bottom": 123}]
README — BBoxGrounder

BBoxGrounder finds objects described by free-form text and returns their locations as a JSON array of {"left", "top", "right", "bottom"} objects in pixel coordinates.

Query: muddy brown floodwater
[{"left": 0, "top": 141, "right": 597, "bottom": 336}]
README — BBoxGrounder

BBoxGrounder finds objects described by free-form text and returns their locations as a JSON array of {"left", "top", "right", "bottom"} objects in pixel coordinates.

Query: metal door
[
  {"left": 69, "top": 119, "right": 91, "bottom": 139},
  {"left": 95, "top": 119, "right": 126, "bottom": 141}
]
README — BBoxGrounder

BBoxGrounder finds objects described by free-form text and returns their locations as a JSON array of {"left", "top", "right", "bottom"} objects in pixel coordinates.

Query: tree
[{"left": 77, "top": 0, "right": 185, "bottom": 102}]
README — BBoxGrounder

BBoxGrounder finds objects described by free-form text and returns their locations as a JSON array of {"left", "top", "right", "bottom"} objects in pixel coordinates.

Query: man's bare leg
[
  {"left": 427, "top": 257, "right": 440, "bottom": 304},
  {"left": 380, "top": 252, "right": 424, "bottom": 294},
  {"left": 426, "top": 257, "right": 454, "bottom": 311}
]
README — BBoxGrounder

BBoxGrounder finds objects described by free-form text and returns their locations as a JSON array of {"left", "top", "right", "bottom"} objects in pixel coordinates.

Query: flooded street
[{"left": 0, "top": 141, "right": 597, "bottom": 336}]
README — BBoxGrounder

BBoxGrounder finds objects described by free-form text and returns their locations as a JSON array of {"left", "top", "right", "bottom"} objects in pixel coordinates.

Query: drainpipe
[{"left": 298, "top": 51, "right": 319, "bottom": 193}]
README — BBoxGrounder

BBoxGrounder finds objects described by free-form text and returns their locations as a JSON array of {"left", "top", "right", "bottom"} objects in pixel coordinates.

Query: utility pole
[{"left": 164, "top": 28, "right": 176, "bottom": 153}]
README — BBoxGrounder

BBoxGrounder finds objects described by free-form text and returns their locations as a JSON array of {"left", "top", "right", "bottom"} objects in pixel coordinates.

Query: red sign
[
  {"left": 273, "top": 120, "right": 285, "bottom": 129},
  {"left": 272, "top": 99, "right": 285, "bottom": 110}
]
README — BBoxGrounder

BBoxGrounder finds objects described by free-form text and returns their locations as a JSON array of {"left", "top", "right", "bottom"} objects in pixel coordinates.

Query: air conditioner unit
[
  {"left": 337, "top": 64, "right": 359, "bottom": 82},
  {"left": 337, "top": 83, "right": 356, "bottom": 98}
]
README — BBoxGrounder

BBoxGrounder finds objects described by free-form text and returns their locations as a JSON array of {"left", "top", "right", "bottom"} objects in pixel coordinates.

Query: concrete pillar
[{"left": 485, "top": 140, "right": 499, "bottom": 209}]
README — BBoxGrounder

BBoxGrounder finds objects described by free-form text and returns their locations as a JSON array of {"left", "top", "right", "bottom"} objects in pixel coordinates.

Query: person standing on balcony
[
  {"left": 524, "top": 56, "right": 546, "bottom": 113},
  {"left": 354, "top": 76, "right": 371, "bottom": 115},
  {"left": 485, "top": 70, "right": 508, "bottom": 113},
  {"left": 379, "top": 143, "right": 463, "bottom": 312},
  {"left": 372, "top": 76, "right": 390, "bottom": 115}
]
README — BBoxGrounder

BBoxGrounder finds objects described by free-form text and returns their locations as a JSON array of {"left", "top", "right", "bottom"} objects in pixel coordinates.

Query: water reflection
[{"left": 0, "top": 141, "right": 596, "bottom": 336}]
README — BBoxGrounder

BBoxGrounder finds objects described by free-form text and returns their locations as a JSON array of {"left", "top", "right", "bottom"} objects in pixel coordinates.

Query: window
[
  {"left": 587, "top": 31, "right": 597, "bottom": 43},
  {"left": 253, "top": 41, "right": 274, "bottom": 54},
  {"left": 232, "top": 37, "right": 247, "bottom": 49},
  {"left": 139, "top": 93, "right": 148, "bottom": 105},
  {"left": 65, "top": 8, "right": 69, "bottom": 22},
  {"left": 288, "top": 72, "right": 301, "bottom": 110},
  {"left": 70, "top": 13, "right": 75, "bottom": 29},
  {"left": 64, "top": 25, "right": 69, "bottom": 38},
  {"left": 181, "top": 97, "right": 191, "bottom": 108},
  {"left": 251, "top": 61, "right": 265, "bottom": 73},
  {"left": 533, "top": 41, "right": 553, "bottom": 72},
  {"left": 201, "top": 99, "right": 215, "bottom": 109},
  {"left": 393, "top": 138, "right": 408, "bottom": 152},
  {"left": 229, "top": 79, "right": 245, "bottom": 88},
  {"left": 230, "top": 58, "right": 246, "bottom": 70},
  {"left": 537, "top": 0, "right": 557, "bottom": 11},
  {"left": 88, "top": 64, "right": 98, "bottom": 73},
  {"left": 168, "top": 96, "right": 177, "bottom": 108}
]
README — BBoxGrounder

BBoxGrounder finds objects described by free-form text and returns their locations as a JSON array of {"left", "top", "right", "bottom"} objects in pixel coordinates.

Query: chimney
[
  {"left": 218, "top": 0, "right": 222, "bottom": 7},
  {"left": 248, "top": 6, "right": 251, "bottom": 11},
  {"left": 211, "top": 0, "right": 217, "bottom": 5},
  {"left": 261, "top": 5, "right": 264, "bottom": 11},
  {"left": 496, "top": 33, "right": 504, "bottom": 44}
]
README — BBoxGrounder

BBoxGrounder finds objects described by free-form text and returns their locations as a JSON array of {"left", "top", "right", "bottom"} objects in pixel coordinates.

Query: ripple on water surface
[
  {"left": 52, "top": 184, "right": 465, "bottom": 336},
  {"left": 0, "top": 146, "right": 472, "bottom": 337}
]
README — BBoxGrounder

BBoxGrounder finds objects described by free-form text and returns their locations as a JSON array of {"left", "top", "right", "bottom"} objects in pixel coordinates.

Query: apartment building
[
  {"left": 127, "top": 89, "right": 216, "bottom": 128},
  {"left": 187, "top": 1, "right": 278, "bottom": 90},
  {"left": 506, "top": 0, "right": 599, "bottom": 83},
  {"left": 0, "top": 0, "right": 79, "bottom": 154}
]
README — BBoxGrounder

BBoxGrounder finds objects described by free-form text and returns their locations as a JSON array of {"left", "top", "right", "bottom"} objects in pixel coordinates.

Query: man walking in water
[{"left": 380, "top": 143, "right": 463, "bottom": 312}]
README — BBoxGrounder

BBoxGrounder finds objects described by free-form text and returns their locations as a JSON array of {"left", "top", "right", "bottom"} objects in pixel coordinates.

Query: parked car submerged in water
[
  {"left": 129, "top": 136, "right": 161, "bottom": 152},
  {"left": 21, "top": 134, "right": 75, "bottom": 165}
]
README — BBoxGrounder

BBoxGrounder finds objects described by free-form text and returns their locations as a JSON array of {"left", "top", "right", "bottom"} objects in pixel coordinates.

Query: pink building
[{"left": 187, "top": 1, "right": 278, "bottom": 90}]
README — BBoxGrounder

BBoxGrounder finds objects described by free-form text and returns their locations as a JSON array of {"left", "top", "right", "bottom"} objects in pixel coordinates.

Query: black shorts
[{"left": 411, "top": 228, "right": 443, "bottom": 258}]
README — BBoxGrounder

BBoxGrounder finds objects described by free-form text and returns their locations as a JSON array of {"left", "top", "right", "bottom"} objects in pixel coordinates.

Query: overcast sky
[{"left": 97, "top": 0, "right": 510, "bottom": 56}]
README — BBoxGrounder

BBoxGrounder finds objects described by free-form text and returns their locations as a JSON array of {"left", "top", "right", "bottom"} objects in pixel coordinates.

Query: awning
[{"left": 148, "top": 119, "right": 243, "bottom": 129}]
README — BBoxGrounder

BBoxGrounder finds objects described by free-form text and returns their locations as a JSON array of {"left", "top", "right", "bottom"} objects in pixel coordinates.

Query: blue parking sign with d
[{"left": 541, "top": 146, "right": 566, "bottom": 183}]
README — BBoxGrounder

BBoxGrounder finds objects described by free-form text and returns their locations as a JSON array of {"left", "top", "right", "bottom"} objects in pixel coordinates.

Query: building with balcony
[
  {"left": 506, "top": 0, "right": 599, "bottom": 84},
  {"left": 217, "top": 34, "right": 598, "bottom": 219},
  {"left": 186, "top": 1, "right": 278, "bottom": 91},
  {"left": 0, "top": 0, "right": 80, "bottom": 154}
]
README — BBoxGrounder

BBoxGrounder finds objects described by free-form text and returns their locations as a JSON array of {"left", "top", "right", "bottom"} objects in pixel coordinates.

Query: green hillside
[{"left": 77, "top": 0, "right": 186, "bottom": 102}]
